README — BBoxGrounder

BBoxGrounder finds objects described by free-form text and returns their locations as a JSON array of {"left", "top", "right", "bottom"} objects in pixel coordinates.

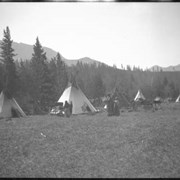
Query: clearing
[{"left": 0, "top": 103, "right": 180, "bottom": 178}]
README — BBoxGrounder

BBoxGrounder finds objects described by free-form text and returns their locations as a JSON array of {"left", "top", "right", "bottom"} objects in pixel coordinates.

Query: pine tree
[
  {"left": 0, "top": 26, "right": 17, "bottom": 95},
  {"left": 40, "top": 63, "right": 54, "bottom": 111},
  {"left": 163, "top": 77, "right": 168, "bottom": 87},
  {"left": 56, "top": 52, "right": 68, "bottom": 95},
  {"left": 48, "top": 58, "right": 58, "bottom": 100},
  {"left": 92, "top": 73, "right": 105, "bottom": 99},
  {"left": 168, "top": 81, "right": 176, "bottom": 98},
  {"left": 126, "top": 65, "right": 131, "bottom": 71},
  {"left": 30, "top": 37, "right": 54, "bottom": 113},
  {"left": 0, "top": 63, "right": 4, "bottom": 91}
]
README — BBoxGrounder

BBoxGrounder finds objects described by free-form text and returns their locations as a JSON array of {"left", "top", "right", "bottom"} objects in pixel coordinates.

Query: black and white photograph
[{"left": 0, "top": 1, "right": 180, "bottom": 178}]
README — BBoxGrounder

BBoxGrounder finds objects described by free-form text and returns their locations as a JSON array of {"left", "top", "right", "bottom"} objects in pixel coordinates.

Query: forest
[{"left": 0, "top": 26, "right": 180, "bottom": 115}]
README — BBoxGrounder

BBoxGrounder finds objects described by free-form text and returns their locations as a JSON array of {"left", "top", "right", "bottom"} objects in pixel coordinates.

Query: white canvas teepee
[
  {"left": 134, "top": 89, "right": 145, "bottom": 102},
  {"left": 0, "top": 91, "right": 26, "bottom": 119},
  {"left": 58, "top": 83, "right": 97, "bottom": 114},
  {"left": 176, "top": 95, "right": 180, "bottom": 102}
]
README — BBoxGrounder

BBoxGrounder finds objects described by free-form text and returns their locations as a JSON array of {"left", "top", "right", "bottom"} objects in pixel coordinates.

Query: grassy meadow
[{"left": 1, "top": 103, "right": 180, "bottom": 178}]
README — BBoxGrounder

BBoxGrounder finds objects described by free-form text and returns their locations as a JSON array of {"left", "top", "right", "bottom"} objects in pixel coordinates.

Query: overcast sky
[{"left": 0, "top": 2, "right": 180, "bottom": 69}]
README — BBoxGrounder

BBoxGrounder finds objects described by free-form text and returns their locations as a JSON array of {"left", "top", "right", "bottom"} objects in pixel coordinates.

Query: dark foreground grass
[{"left": 1, "top": 103, "right": 180, "bottom": 178}]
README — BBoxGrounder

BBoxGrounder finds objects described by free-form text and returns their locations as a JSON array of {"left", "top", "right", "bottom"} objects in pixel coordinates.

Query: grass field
[{"left": 1, "top": 103, "right": 180, "bottom": 178}]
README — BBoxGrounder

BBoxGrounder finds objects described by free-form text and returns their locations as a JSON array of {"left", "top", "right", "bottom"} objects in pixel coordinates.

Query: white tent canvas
[
  {"left": 0, "top": 91, "right": 26, "bottom": 119},
  {"left": 58, "top": 83, "right": 97, "bottom": 114},
  {"left": 134, "top": 89, "right": 146, "bottom": 102},
  {"left": 176, "top": 95, "right": 180, "bottom": 102},
  {"left": 154, "top": 96, "right": 161, "bottom": 102}
]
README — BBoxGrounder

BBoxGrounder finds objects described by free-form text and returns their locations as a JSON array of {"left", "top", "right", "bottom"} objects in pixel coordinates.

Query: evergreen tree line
[
  {"left": 0, "top": 27, "right": 68, "bottom": 114},
  {"left": 0, "top": 27, "right": 180, "bottom": 114},
  {"left": 69, "top": 62, "right": 180, "bottom": 104}
]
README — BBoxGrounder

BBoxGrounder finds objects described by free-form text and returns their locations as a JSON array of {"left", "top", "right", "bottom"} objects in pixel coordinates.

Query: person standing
[
  {"left": 113, "top": 97, "right": 120, "bottom": 116},
  {"left": 107, "top": 94, "right": 114, "bottom": 116},
  {"left": 64, "top": 101, "right": 70, "bottom": 117},
  {"left": 69, "top": 101, "right": 73, "bottom": 115}
]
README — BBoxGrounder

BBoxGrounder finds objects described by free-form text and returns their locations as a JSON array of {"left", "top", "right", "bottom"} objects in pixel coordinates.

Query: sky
[{"left": 0, "top": 2, "right": 180, "bottom": 69}]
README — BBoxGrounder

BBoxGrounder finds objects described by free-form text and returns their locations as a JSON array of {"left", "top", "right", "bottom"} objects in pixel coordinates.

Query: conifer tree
[
  {"left": 48, "top": 58, "right": 58, "bottom": 100},
  {"left": 0, "top": 26, "right": 17, "bottom": 95},
  {"left": 92, "top": 73, "right": 105, "bottom": 99},
  {"left": 0, "top": 63, "right": 4, "bottom": 91},
  {"left": 48, "top": 53, "right": 68, "bottom": 103},
  {"left": 30, "top": 37, "right": 54, "bottom": 113},
  {"left": 56, "top": 52, "right": 68, "bottom": 95}
]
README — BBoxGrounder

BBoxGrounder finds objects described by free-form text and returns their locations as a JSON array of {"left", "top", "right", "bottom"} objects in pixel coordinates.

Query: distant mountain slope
[
  {"left": 150, "top": 64, "right": 180, "bottom": 72},
  {"left": 149, "top": 65, "right": 163, "bottom": 72},
  {"left": 12, "top": 42, "right": 58, "bottom": 61},
  {"left": 62, "top": 56, "right": 100, "bottom": 66},
  {"left": 1, "top": 41, "right": 179, "bottom": 70},
  {"left": 0, "top": 41, "right": 101, "bottom": 66},
  {"left": 163, "top": 64, "right": 180, "bottom": 71}
]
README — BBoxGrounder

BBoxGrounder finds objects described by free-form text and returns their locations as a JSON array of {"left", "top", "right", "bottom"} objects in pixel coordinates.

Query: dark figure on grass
[
  {"left": 113, "top": 97, "right": 120, "bottom": 116},
  {"left": 64, "top": 101, "right": 71, "bottom": 117},
  {"left": 153, "top": 97, "right": 162, "bottom": 111},
  {"left": 69, "top": 101, "right": 73, "bottom": 115},
  {"left": 11, "top": 107, "right": 20, "bottom": 118},
  {"left": 107, "top": 94, "right": 114, "bottom": 116},
  {"left": 107, "top": 95, "right": 120, "bottom": 116}
]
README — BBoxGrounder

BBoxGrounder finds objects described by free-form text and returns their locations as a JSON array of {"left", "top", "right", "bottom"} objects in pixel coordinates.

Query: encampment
[
  {"left": 134, "top": 89, "right": 146, "bottom": 102},
  {"left": 0, "top": 91, "right": 26, "bottom": 119},
  {"left": 57, "top": 82, "right": 97, "bottom": 114}
]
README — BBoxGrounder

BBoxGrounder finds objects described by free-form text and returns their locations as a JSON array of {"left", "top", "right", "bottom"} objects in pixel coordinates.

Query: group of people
[{"left": 106, "top": 94, "right": 120, "bottom": 116}]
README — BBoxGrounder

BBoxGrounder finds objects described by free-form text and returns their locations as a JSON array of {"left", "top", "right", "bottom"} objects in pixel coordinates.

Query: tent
[
  {"left": 0, "top": 91, "right": 26, "bottom": 119},
  {"left": 176, "top": 95, "right": 180, "bottom": 103},
  {"left": 57, "top": 83, "right": 97, "bottom": 114},
  {"left": 134, "top": 89, "right": 146, "bottom": 102}
]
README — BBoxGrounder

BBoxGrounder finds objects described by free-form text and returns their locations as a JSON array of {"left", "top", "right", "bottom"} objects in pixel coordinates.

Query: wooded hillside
[{"left": 0, "top": 27, "right": 180, "bottom": 115}]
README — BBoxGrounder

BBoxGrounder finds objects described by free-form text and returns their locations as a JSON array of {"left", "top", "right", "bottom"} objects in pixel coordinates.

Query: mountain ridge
[
  {"left": 149, "top": 64, "right": 180, "bottom": 72},
  {"left": 0, "top": 40, "right": 180, "bottom": 71},
  {"left": 0, "top": 41, "right": 101, "bottom": 67}
]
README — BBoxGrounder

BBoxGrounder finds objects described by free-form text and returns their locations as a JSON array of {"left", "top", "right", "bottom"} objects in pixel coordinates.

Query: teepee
[
  {"left": 0, "top": 91, "right": 26, "bottom": 119},
  {"left": 57, "top": 82, "right": 97, "bottom": 114},
  {"left": 134, "top": 89, "right": 146, "bottom": 102},
  {"left": 176, "top": 95, "right": 180, "bottom": 103}
]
